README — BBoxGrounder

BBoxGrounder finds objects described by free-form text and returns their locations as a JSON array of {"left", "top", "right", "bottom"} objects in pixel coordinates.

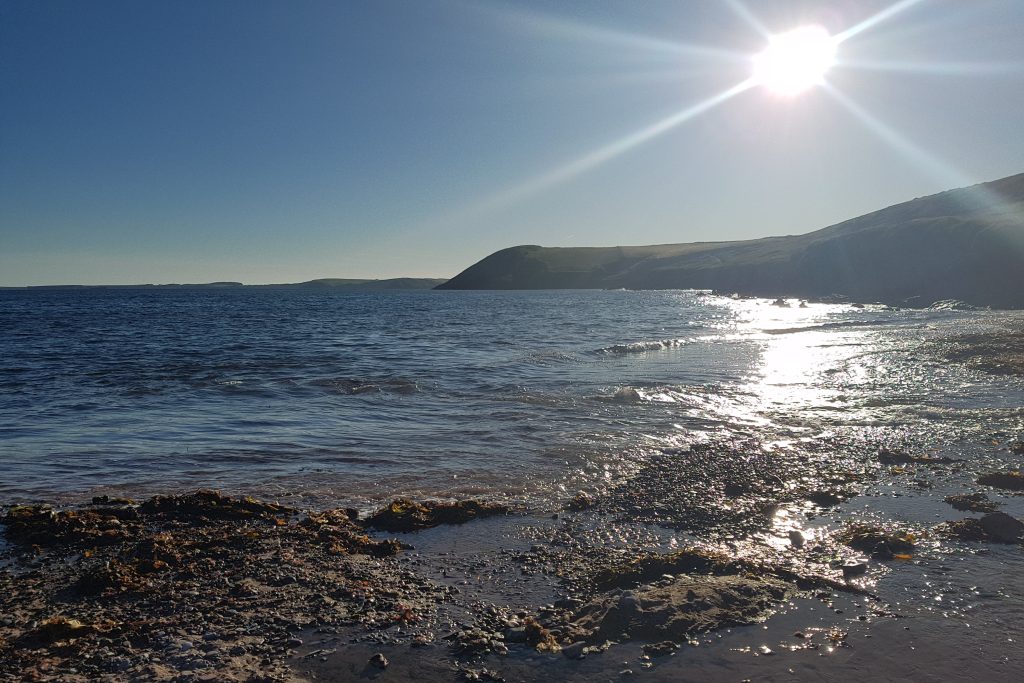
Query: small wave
[
  {"left": 309, "top": 377, "right": 420, "bottom": 395},
  {"left": 761, "top": 320, "right": 892, "bottom": 335},
  {"left": 591, "top": 338, "right": 690, "bottom": 355},
  {"left": 602, "top": 385, "right": 691, "bottom": 404}
]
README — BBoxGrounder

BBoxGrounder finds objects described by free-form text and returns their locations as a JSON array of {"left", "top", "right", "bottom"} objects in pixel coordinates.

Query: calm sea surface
[{"left": 2, "top": 288, "right": 1023, "bottom": 506}]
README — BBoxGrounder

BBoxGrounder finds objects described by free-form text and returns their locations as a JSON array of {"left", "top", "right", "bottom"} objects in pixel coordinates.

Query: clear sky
[{"left": 2, "top": 0, "right": 1022, "bottom": 285}]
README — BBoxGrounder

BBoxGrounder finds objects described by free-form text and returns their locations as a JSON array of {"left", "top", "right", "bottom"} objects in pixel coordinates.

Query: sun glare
[{"left": 752, "top": 25, "right": 837, "bottom": 96}]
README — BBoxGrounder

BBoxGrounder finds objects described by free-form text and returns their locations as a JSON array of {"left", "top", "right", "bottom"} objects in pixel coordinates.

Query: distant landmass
[
  {"left": 438, "top": 173, "right": 1024, "bottom": 308},
  {"left": 2, "top": 278, "right": 447, "bottom": 291}
]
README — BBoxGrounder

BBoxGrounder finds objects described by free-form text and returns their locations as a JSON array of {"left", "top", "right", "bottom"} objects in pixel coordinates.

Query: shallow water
[{"left": 2, "top": 288, "right": 1023, "bottom": 507}]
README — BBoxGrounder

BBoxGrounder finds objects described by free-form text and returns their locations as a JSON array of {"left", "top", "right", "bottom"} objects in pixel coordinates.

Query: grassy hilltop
[{"left": 438, "top": 173, "right": 1024, "bottom": 307}]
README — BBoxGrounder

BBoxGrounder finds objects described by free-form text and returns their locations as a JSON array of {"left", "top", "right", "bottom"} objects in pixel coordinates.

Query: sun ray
[
  {"left": 837, "top": 58, "right": 1024, "bottom": 76},
  {"left": 834, "top": 0, "right": 928, "bottom": 44},
  {"left": 442, "top": 79, "right": 756, "bottom": 224},
  {"left": 464, "top": 0, "right": 744, "bottom": 63},
  {"left": 721, "top": 0, "right": 772, "bottom": 39},
  {"left": 824, "top": 84, "right": 1020, "bottom": 223}
]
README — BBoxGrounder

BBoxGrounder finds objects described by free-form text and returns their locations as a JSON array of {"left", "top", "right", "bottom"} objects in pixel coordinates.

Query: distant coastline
[{"left": 0, "top": 277, "right": 448, "bottom": 291}]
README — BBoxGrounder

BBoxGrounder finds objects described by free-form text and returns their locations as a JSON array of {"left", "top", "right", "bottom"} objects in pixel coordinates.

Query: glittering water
[{"left": 1, "top": 288, "right": 1022, "bottom": 506}]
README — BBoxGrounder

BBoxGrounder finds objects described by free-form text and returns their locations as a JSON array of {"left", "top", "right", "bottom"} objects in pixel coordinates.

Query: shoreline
[
  {"left": 4, "top": 434, "right": 1024, "bottom": 682},
  {"left": 4, "top": 323, "right": 1024, "bottom": 681}
]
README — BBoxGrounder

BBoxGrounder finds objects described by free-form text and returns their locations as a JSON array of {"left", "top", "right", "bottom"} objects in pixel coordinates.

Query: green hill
[{"left": 437, "top": 173, "right": 1024, "bottom": 307}]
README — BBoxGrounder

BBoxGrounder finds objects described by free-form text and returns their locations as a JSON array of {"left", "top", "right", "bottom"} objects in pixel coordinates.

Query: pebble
[
  {"left": 562, "top": 642, "right": 587, "bottom": 660},
  {"left": 369, "top": 653, "right": 389, "bottom": 669}
]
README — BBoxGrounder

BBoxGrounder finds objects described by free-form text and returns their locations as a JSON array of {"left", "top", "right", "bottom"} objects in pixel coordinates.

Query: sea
[{"left": 2, "top": 287, "right": 1022, "bottom": 507}]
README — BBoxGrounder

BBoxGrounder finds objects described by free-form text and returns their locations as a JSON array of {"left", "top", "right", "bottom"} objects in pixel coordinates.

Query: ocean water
[{"left": 1, "top": 288, "right": 1023, "bottom": 506}]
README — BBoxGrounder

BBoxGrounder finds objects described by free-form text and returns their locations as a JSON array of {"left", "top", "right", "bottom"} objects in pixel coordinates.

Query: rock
[
  {"left": 369, "top": 653, "right": 388, "bottom": 669},
  {"left": 787, "top": 530, "right": 805, "bottom": 548},
  {"left": 977, "top": 471, "right": 1024, "bottom": 491},
  {"left": 20, "top": 618, "right": 94, "bottom": 645},
  {"left": 980, "top": 512, "right": 1024, "bottom": 543},
  {"left": 806, "top": 491, "right": 844, "bottom": 507},
  {"left": 871, "top": 542, "right": 894, "bottom": 560},
  {"left": 836, "top": 523, "right": 915, "bottom": 555},
  {"left": 940, "top": 518, "right": 987, "bottom": 542},
  {"left": 363, "top": 498, "right": 509, "bottom": 532},
  {"left": 568, "top": 492, "right": 596, "bottom": 511},
  {"left": 944, "top": 493, "right": 1000, "bottom": 513},
  {"left": 561, "top": 641, "right": 587, "bottom": 659},
  {"left": 139, "top": 490, "right": 294, "bottom": 522},
  {"left": 841, "top": 560, "right": 869, "bottom": 578},
  {"left": 504, "top": 626, "right": 527, "bottom": 643}
]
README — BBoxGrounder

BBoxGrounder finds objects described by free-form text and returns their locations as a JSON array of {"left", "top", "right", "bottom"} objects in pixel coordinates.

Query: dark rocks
[
  {"left": 939, "top": 512, "right": 1024, "bottom": 543},
  {"left": 940, "top": 518, "right": 988, "bottom": 542},
  {"left": 0, "top": 491, "right": 441, "bottom": 682},
  {"left": 561, "top": 641, "right": 587, "bottom": 659},
  {"left": 841, "top": 560, "right": 869, "bottom": 578},
  {"left": 139, "top": 489, "right": 295, "bottom": 522},
  {"left": 3, "top": 504, "right": 141, "bottom": 547},
  {"left": 369, "top": 653, "right": 389, "bottom": 669},
  {"left": 877, "top": 449, "right": 957, "bottom": 466},
  {"left": 19, "top": 618, "right": 94, "bottom": 646},
  {"left": 977, "top": 471, "right": 1024, "bottom": 491},
  {"left": 363, "top": 498, "right": 509, "bottom": 532},
  {"left": 944, "top": 493, "right": 1000, "bottom": 513},
  {"left": 806, "top": 491, "right": 845, "bottom": 507},
  {"left": 980, "top": 512, "right": 1024, "bottom": 543}
]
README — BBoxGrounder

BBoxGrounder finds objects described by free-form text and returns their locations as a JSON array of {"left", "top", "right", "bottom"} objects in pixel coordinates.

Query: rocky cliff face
[{"left": 438, "top": 173, "right": 1024, "bottom": 307}]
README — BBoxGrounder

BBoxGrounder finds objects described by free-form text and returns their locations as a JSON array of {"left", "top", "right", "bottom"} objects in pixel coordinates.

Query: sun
[{"left": 752, "top": 25, "right": 837, "bottom": 96}]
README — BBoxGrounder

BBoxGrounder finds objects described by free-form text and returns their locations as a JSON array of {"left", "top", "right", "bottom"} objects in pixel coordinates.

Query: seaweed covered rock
[
  {"left": 938, "top": 512, "right": 1024, "bottom": 543},
  {"left": 944, "top": 493, "right": 1000, "bottom": 513},
  {"left": 139, "top": 489, "right": 294, "bottom": 521},
  {"left": 591, "top": 548, "right": 733, "bottom": 592},
  {"left": 302, "top": 508, "right": 401, "bottom": 557},
  {"left": 565, "top": 574, "right": 789, "bottom": 644},
  {"left": 977, "top": 471, "right": 1024, "bottom": 491},
  {"left": 835, "top": 523, "right": 916, "bottom": 556},
  {"left": 18, "top": 618, "right": 95, "bottom": 647},
  {"left": 2, "top": 504, "right": 141, "bottom": 547},
  {"left": 877, "top": 449, "right": 956, "bottom": 466},
  {"left": 363, "top": 498, "right": 508, "bottom": 532}
]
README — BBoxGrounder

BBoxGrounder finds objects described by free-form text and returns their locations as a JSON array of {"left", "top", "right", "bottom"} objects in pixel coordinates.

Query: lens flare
[{"left": 752, "top": 25, "right": 837, "bottom": 96}]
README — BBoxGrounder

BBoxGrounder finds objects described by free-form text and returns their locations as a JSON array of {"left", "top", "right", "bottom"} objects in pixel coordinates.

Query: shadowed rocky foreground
[{"left": 3, "top": 433, "right": 1024, "bottom": 682}]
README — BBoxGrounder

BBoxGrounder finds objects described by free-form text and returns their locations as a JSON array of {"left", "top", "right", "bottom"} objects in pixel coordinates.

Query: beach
[{"left": 2, "top": 290, "right": 1024, "bottom": 681}]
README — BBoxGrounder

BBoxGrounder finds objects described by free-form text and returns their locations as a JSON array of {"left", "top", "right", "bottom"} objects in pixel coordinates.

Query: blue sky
[{"left": 2, "top": 0, "right": 1023, "bottom": 285}]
